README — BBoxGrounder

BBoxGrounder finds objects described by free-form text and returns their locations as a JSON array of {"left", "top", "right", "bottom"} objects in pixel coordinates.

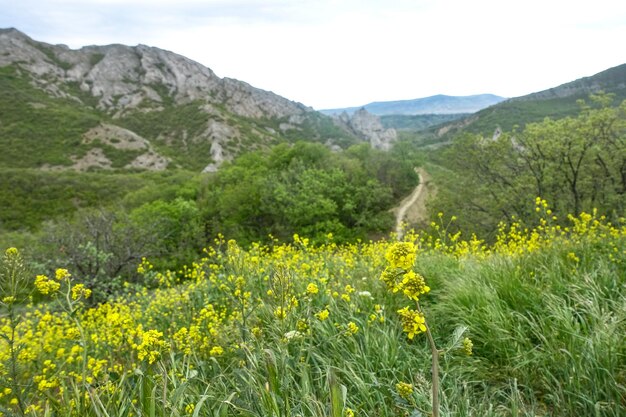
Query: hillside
[
  {"left": 0, "top": 28, "right": 365, "bottom": 173},
  {"left": 431, "top": 63, "right": 626, "bottom": 139},
  {"left": 321, "top": 94, "right": 506, "bottom": 116}
]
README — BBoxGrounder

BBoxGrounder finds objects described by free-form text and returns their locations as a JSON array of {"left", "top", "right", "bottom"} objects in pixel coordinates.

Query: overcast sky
[{"left": 1, "top": 0, "right": 625, "bottom": 109}]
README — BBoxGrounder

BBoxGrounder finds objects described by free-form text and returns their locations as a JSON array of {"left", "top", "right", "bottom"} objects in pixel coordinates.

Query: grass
[{"left": 0, "top": 209, "right": 624, "bottom": 416}]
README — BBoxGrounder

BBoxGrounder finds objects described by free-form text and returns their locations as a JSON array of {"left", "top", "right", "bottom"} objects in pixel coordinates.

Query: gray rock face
[
  {"left": 0, "top": 28, "right": 362, "bottom": 171},
  {"left": 0, "top": 29, "right": 307, "bottom": 118},
  {"left": 336, "top": 108, "right": 397, "bottom": 150}
]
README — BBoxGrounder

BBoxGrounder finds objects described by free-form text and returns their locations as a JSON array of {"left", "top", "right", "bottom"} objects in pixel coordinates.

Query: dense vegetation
[
  {"left": 0, "top": 141, "right": 418, "bottom": 302},
  {"left": 1, "top": 206, "right": 624, "bottom": 416},
  {"left": 199, "top": 142, "right": 417, "bottom": 245},
  {"left": 2, "top": 47, "right": 625, "bottom": 416},
  {"left": 429, "top": 94, "right": 626, "bottom": 237}
]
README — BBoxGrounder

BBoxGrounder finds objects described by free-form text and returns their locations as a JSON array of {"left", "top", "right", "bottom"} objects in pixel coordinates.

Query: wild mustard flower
[
  {"left": 71, "top": 283, "right": 91, "bottom": 300},
  {"left": 396, "top": 381, "right": 414, "bottom": 400},
  {"left": 306, "top": 282, "right": 319, "bottom": 295},
  {"left": 380, "top": 267, "right": 400, "bottom": 292},
  {"left": 399, "top": 270, "right": 430, "bottom": 301},
  {"left": 346, "top": 322, "right": 359, "bottom": 335},
  {"left": 135, "top": 329, "right": 167, "bottom": 364},
  {"left": 5, "top": 247, "right": 18, "bottom": 256},
  {"left": 316, "top": 309, "right": 330, "bottom": 321},
  {"left": 396, "top": 307, "right": 426, "bottom": 339},
  {"left": 345, "top": 407, "right": 355, "bottom": 417},
  {"left": 385, "top": 242, "right": 417, "bottom": 270},
  {"left": 209, "top": 346, "right": 224, "bottom": 356},
  {"left": 462, "top": 337, "right": 473, "bottom": 356},
  {"left": 55, "top": 268, "right": 70, "bottom": 281},
  {"left": 296, "top": 319, "right": 309, "bottom": 332},
  {"left": 35, "top": 274, "right": 60, "bottom": 295},
  {"left": 274, "top": 306, "right": 287, "bottom": 319}
]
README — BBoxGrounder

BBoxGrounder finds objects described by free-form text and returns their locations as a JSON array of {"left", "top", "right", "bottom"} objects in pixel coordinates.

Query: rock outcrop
[
  {"left": 0, "top": 28, "right": 307, "bottom": 119},
  {"left": 336, "top": 108, "right": 397, "bottom": 150},
  {"left": 1, "top": 28, "right": 363, "bottom": 172}
]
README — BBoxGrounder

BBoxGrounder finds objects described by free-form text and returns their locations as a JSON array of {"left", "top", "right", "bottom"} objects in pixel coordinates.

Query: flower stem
[{"left": 417, "top": 302, "right": 439, "bottom": 417}]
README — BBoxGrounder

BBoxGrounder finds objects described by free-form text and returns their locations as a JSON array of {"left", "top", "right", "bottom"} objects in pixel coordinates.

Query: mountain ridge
[
  {"left": 1, "top": 28, "right": 395, "bottom": 172},
  {"left": 429, "top": 63, "right": 626, "bottom": 139},
  {"left": 321, "top": 93, "right": 506, "bottom": 116}
]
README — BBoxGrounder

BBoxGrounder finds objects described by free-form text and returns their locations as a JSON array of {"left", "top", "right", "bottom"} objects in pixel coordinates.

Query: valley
[{"left": 0, "top": 27, "right": 625, "bottom": 417}]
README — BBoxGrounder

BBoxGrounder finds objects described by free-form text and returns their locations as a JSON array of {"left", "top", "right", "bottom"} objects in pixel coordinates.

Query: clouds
[{"left": 1, "top": 0, "right": 625, "bottom": 109}]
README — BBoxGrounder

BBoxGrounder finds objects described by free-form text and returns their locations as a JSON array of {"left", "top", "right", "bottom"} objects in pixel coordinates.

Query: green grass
[{"left": 1, "top": 215, "right": 624, "bottom": 416}]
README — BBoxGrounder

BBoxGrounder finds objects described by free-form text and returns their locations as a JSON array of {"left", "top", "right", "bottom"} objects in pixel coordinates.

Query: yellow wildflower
[
  {"left": 71, "top": 283, "right": 92, "bottom": 300},
  {"left": 306, "top": 283, "right": 319, "bottom": 295},
  {"left": 55, "top": 268, "right": 71, "bottom": 281},
  {"left": 399, "top": 271, "right": 430, "bottom": 301},
  {"left": 209, "top": 346, "right": 224, "bottom": 356},
  {"left": 463, "top": 337, "right": 473, "bottom": 356},
  {"left": 396, "top": 381, "right": 414, "bottom": 400},
  {"left": 35, "top": 274, "right": 60, "bottom": 295},
  {"left": 346, "top": 322, "right": 359, "bottom": 336},
  {"left": 385, "top": 242, "right": 417, "bottom": 270},
  {"left": 396, "top": 307, "right": 426, "bottom": 339},
  {"left": 316, "top": 309, "right": 330, "bottom": 321}
]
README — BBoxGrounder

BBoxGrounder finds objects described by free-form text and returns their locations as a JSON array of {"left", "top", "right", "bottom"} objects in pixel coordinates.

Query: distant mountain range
[
  {"left": 320, "top": 94, "right": 507, "bottom": 116},
  {"left": 431, "top": 63, "right": 626, "bottom": 138}
]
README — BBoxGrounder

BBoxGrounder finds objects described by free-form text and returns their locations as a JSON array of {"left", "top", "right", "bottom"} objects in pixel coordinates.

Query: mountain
[
  {"left": 432, "top": 63, "right": 626, "bottom": 139},
  {"left": 0, "top": 28, "right": 365, "bottom": 172},
  {"left": 320, "top": 94, "right": 506, "bottom": 116}
]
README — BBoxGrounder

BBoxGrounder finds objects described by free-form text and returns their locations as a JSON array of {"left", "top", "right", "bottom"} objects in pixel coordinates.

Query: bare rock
[{"left": 336, "top": 108, "right": 397, "bottom": 150}]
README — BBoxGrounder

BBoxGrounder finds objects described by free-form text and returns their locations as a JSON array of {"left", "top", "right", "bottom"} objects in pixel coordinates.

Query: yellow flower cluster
[
  {"left": 34, "top": 274, "right": 60, "bottom": 295},
  {"left": 71, "top": 283, "right": 91, "bottom": 300},
  {"left": 396, "top": 306, "right": 426, "bottom": 340},
  {"left": 462, "top": 337, "right": 473, "bottom": 356},
  {"left": 399, "top": 271, "right": 430, "bottom": 301},
  {"left": 135, "top": 328, "right": 168, "bottom": 364},
  {"left": 395, "top": 381, "right": 414, "bottom": 400},
  {"left": 385, "top": 242, "right": 417, "bottom": 270}
]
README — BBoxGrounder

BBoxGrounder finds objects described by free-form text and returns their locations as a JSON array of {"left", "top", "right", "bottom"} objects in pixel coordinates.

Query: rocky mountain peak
[
  {"left": 0, "top": 28, "right": 308, "bottom": 119},
  {"left": 0, "top": 28, "right": 363, "bottom": 172}
]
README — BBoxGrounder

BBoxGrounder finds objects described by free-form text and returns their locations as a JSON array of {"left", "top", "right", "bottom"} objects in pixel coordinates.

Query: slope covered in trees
[{"left": 429, "top": 93, "right": 626, "bottom": 236}]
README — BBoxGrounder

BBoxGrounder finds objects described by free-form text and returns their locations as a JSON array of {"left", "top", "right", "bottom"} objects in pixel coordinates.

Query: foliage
[
  {"left": 0, "top": 65, "right": 101, "bottom": 168},
  {"left": 0, "top": 206, "right": 624, "bottom": 416},
  {"left": 199, "top": 142, "right": 417, "bottom": 244},
  {"left": 0, "top": 169, "right": 198, "bottom": 232},
  {"left": 432, "top": 94, "right": 626, "bottom": 237}
]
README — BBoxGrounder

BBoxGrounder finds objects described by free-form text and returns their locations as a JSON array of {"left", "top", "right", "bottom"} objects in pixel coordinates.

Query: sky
[{"left": 1, "top": 0, "right": 626, "bottom": 110}]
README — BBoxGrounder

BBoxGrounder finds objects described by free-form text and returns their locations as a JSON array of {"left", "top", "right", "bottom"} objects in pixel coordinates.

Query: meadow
[{"left": 1, "top": 200, "right": 624, "bottom": 417}]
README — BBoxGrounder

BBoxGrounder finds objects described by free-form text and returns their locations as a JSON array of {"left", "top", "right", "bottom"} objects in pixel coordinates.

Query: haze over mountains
[{"left": 320, "top": 94, "right": 507, "bottom": 116}]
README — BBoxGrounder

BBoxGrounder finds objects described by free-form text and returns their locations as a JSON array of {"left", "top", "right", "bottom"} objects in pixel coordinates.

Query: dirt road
[{"left": 394, "top": 168, "right": 431, "bottom": 240}]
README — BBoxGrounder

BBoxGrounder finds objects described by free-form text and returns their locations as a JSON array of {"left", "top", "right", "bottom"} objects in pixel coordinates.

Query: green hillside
[{"left": 431, "top": 63, "right": 626, "bottom": 138}]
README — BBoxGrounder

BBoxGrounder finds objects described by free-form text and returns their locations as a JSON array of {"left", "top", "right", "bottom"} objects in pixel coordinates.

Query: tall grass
[{"left": 0, "top": 212, "right": 624, "bottom": 416}]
